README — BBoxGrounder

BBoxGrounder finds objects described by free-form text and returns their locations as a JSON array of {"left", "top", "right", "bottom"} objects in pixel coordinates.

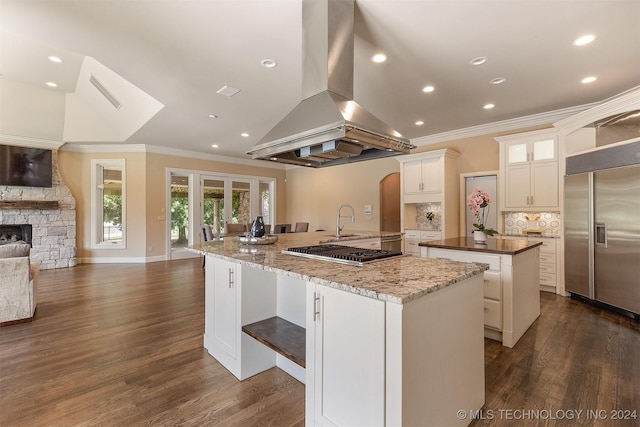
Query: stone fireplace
[{"left": 0, "top": 150, "right": 76, "bottom": 269}]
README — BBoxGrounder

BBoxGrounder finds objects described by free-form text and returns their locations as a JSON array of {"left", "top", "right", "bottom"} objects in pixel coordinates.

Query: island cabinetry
[
  {"left": 306, "top": 284, "right": 385, "bottom": 427},
  {"left": 423, "top": 242, "right": 540, "bottom": 348},
  {"left": 205, "top": 255, "right": 306, "bottom": 381},
  {"left": 502, "top": 236, "right": 558, "bottom": 292},
  {"left": 496, "top": 129, "right": 559, "bottom": 210}
]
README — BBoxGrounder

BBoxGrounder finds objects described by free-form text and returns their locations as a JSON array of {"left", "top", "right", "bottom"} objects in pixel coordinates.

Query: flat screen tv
[{"left": 0, "top": 144, "right": 53, "bottom": 188}]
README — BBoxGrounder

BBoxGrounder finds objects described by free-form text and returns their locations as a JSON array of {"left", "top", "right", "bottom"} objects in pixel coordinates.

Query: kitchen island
[
  {"left": 420, "top": 237, "right": 542, "bottom": 348},
  {"left": 189, "top": 232, "right": 488, "bottom": 426}
]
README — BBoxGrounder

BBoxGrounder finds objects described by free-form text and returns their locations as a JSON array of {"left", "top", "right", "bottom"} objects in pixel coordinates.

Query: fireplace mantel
[{"left": 0, "top": 200, "right": 59, "bottom": 209}]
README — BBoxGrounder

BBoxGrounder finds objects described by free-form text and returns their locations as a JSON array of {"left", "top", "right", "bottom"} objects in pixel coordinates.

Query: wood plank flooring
[{"left": 1, "top": 259, "right": 638, "bottom": 426}]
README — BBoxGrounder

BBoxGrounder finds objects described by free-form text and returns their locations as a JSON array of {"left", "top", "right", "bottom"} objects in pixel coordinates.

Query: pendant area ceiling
[{"left": 1, "top": 0, "right": 639, "bottom": 161}]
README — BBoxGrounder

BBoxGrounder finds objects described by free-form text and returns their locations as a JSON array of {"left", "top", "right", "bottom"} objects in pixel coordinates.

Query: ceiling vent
[{"left": 89, "top": 74, "right": 122, "bottom": 110}]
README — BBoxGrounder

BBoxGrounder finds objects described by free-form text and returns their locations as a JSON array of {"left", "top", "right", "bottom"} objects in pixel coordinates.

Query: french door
[{"left": 168, "top": 169, "right": 275, "bottom": 260}]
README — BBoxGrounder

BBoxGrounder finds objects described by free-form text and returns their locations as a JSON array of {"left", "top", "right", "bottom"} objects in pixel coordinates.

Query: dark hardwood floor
[{"left": 1, "top": 259, "right": 638, "bottom": 426}]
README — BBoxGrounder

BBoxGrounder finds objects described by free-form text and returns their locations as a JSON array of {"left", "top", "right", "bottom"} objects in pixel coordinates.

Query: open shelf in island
[{"left": 242, "top": 316, "right": 305, "bottom": 368}]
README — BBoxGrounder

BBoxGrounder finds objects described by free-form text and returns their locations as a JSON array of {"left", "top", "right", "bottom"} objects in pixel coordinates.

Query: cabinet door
[
  {"left": 403, "top": 160, "right": 423, "bottom": 194},
  {"left": 211, "top": 258, "right": 238, "bottom": 358},
  {"left": 504, "top": 164, "right": 531, "bottom": 208},
  {"left": 531, "top": 162, "right": 558, "bottom": 207},
  {"left": 506, "top": 142, "right": 529, "bottom": 165},
  {"left": 420, "top": 157, "right": 442, "bottom": 192},
  {"left": 313, "top": 285, "right": 385, "bottom": 427}
]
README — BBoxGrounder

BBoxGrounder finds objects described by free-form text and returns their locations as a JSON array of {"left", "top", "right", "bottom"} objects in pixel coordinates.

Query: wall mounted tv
[{"left": 0, "top": 144, "right": 53, "bottom": 188}]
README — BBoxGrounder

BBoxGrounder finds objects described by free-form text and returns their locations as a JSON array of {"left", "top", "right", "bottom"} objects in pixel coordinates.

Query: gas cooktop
[{"left": 282, "top": 244, "right": 403, "bottom": 266}]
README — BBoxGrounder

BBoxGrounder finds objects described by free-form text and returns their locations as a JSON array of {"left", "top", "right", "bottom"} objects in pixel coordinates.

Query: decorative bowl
[{"left": 238, "top": 234, "right": 279, "bottom": 245}]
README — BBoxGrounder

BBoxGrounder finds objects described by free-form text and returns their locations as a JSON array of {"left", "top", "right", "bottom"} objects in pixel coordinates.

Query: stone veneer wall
[{"left": 0, "top": 150, "right": 77, "bottom": 269}]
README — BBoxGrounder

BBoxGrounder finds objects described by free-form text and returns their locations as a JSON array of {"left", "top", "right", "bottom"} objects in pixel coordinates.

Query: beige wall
[
  {"left": 57, "top": 124, "right": 552, "bottom": 263},
  {"left": 58, "top": 150, "right": 147, "bottom": 261},
  {"left": 285, "top": 157, "right": 400, "bottom": 233},
  {"left": 284, "top": 125, "right": 552, "bottom": 234},
  {"left": 58, "top": 149, "right": 287, "bottom": 261}
]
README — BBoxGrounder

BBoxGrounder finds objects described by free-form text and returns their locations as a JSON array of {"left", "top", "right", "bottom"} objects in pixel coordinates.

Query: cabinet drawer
[
  {"left": 528, "top": 238, "right": 556, "bottom": 253},
  {"left": 420, "top": 232, "right": 441, "bottom": 242},
  {"left": 405, "top": 239, "right": 421, "bottom": 256},
  {"left": 540, "top": 272, "right": 557, "bottom": 286},
  {"left": 484, "top": 299, "right": 502, "bottom": 330},
  {"left": 483, "top": 271, "right": 501, "bottom": 301},
  {"left": 539, "top": 253, "right": 556, "bottom": 264},
  {"left": 404, "top": 230, "right": 421, "bottom": 239},
  {"left": 428, "top": 248, "right": 501, "bottom": 271},
  {"left": 539, "top": 262, "right": 556, "bottom": 275}
]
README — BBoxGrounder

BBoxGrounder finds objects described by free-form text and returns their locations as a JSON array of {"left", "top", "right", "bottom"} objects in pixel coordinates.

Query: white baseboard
[{"left": 78, "top": 255, "right": 168, "bottom": 264}]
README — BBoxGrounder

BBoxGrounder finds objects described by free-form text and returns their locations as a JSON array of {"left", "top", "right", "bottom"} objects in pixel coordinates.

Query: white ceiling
[{"left": 1, "top": 0, "right": 639, "bottom": 162}]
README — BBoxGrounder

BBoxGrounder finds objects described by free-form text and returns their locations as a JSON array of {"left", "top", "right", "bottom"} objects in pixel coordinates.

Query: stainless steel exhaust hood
[{"left": 247, "top": 0, "right": 414, "bottom": 168}]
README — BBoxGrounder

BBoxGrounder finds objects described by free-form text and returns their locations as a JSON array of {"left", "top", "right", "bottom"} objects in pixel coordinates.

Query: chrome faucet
[{"left": 336, "top": 204, "right": 355, "bottom": 236}]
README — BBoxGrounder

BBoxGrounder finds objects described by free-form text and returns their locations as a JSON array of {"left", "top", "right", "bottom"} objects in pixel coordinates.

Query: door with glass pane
[
  {"left": 170, "top": 173, "right": 195, "bottom": 259},
  {"left": 229, "top": 179, "right": 252, "bottom": 233},
  {"left": 203, "top": 177, "right": 226, "bottom": 236}
]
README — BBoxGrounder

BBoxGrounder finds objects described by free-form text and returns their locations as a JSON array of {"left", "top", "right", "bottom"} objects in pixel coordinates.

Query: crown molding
[
  {"left": 553, "top": 86, "right": 640, "bottom": 135},
  {"left": 0, "top": 134, "right": 65, "bottom": 150},
  {"left": 410, "top": 102, "right": 599, "bottom": 146},
  {"left": 59, "top": 143, "right": 287, "bottom": 169}
]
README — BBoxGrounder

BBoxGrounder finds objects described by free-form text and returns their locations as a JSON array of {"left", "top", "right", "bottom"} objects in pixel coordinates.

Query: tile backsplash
[
  {"left": 415, "top": 202, "right": 441, "bottom": 231},
  {"left": 503, "top": 212, "right": 561, "bottom": 237}
]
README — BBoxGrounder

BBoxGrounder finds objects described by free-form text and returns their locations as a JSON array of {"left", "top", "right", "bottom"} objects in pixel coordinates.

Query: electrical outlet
[{"left": 364, "top": 205, "right": 372, "bottom": 215}]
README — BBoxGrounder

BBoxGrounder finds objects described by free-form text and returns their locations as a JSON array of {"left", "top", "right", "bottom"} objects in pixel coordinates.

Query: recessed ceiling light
[
  {"left": 490, "top": 77, "right": 506, "bottom": 85},
  {"left": 208, "top": 114, "right": 218, "bottom": 119},
  {"left": 372, "top": 53, "right": 387, "bottom": 63},
  {"left": 211, "top": 144, "right": 219, "bottom": 148},
  {"left": 470, "top": 57, "right": 487, "bottom": 66},
  {"left": 45, "top": 82, "right": 58, "bottom": 87},
  {"left": 261, "top": 59, "right": 277, "bottom": 68},
  {"left": 415, "top": 120, "right": 424, "bottom": 126},
  {"left": 48, "top": 56, "right": 63, "bottom": 63},
  {"left": 422, "top": 85, "right": 435, "bottom": 93},
  {"left": 270, "top": 157, "right": 278, "bottom": 161},
  {"left": 581, "top": 76, "right": 597, "bottom": 84},
  {"left": 241, "top": 132, "right": 249, "bottom": 137},
  {"left": 483, "top": 103, "right": 495, "bottom": 110},
  {"left": 573, "top": 34, "right": 596, "bottom": 46}
]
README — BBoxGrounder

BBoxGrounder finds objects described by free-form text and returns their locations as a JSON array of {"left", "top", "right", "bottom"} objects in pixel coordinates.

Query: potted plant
[{"left": 466, "top": 187, "right": 497, "bottom": 243}]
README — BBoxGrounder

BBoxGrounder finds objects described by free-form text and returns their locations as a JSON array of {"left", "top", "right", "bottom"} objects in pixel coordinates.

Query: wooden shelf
[
  {"left": 0, "top": 200, "right": 59, "bottom": 210},
  {"left": 242, "top": 316, "right": 305, "bottom": 368}
]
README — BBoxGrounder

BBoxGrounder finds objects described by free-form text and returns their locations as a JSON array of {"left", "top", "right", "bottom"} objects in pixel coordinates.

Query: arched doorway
[{"left": 380, "top": 172, "right": 400, "bottom": 232}]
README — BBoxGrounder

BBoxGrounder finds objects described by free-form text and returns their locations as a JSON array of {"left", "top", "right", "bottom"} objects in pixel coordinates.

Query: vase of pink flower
[{"left": 467, "top": 187, "right": 497, "bottom": 243}]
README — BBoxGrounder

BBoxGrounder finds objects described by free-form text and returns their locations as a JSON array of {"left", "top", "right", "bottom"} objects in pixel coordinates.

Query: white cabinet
[
  {"left": 204, "top": 255, "right": 278, "bottom": 380},
  {"left": 397, "top": 149, "right": 460, "bottom": 238},
  {"left": 404, "top": 229, "right": 441, "bottom": 256},
  {"left": 423, "top": 246, "right": 540, "bottom": 348},
  {"left": 502, "top": 236, "right": 558, "bottom": 291},
  {"left": 403, "top": 157, "right": 442, "bottom": 195},
  {"left": 208, "top": 257, "right": 238, "bottom": 359},
  {"left": 496, "top": 129, "right": 559, "bottom": 210},
  {"left": 306, "top": 276, "right": 485, "bottom": 427},
  {"left": 307, "top": 284, "right": 385, "bottom": 427}
]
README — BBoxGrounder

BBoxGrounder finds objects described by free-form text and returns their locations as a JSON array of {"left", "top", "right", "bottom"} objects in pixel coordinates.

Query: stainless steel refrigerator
[{"left": 564, "top": 141, "right": 640, "bottom": 317}]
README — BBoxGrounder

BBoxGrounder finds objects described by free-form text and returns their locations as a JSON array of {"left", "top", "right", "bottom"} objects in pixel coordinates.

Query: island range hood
[{"left": 247, "top": 0, "right": 414, "bottom": 168}]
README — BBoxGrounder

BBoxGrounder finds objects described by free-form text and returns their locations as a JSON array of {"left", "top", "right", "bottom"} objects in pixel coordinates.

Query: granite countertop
[
  {"left": 419, "top": 237, "right": 543, "bottom": 255},
  {"left": 188, "top": 232, "right": 487, "bottom": 305},
  {"left": 501, "top": 233, "right": 560, "bottom": 239}
]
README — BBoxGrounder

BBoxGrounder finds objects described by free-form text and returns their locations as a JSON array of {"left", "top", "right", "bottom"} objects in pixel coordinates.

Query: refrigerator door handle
[{"left": 595, "top": 222, "right": 607, "bottom": 248}]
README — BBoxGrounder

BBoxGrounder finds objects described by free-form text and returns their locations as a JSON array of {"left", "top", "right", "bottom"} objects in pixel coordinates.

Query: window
[{"left": 91, "top": 159, "right": 126, "bottom": 249}]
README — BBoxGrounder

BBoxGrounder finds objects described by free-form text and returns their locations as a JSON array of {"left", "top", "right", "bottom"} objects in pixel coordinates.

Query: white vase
[{"left": 473, "top": 230, "right": 487, "bottom": 243}]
